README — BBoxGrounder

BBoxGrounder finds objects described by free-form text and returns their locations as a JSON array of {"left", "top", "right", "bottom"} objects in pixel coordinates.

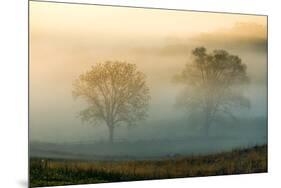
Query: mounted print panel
[{"left": 29, "top": 1, "right": 268, "bottom": 187}]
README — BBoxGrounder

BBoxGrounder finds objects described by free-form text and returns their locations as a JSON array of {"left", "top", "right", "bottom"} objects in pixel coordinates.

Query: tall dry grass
[{"left": 30, "top": 145, "right": 267, "bottom": 187}]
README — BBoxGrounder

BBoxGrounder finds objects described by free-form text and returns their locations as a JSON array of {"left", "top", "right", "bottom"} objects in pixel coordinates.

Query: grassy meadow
[{"left": 30, "top": 145, "right": 267, "bottom": 187}]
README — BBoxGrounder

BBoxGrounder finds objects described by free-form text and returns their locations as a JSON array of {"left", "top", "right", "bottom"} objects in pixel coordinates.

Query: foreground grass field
[{"left": 30, "top": 145, "right": 267, "bottom": 187}]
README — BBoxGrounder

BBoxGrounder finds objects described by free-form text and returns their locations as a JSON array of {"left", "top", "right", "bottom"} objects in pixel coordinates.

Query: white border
[{"left": 1, "top": 0, "right": 280, "bottom": 188}]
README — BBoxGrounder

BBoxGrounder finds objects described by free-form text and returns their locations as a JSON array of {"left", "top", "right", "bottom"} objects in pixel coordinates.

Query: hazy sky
[
  {"left": 30, "top": 1, "right": 266, "bottom": 37},
  {"left": 30, "top": 1, "right": 267, "bottom": 143}
]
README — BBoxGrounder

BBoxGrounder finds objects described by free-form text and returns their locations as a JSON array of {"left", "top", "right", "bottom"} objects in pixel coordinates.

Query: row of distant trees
[{"left": 73, "top": 47, "right": 250, "bottom": 143}]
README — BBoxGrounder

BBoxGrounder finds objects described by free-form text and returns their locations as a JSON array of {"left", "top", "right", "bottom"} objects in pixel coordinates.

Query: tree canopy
[
  {"left": 174, "top": 47, "right": 250, "bottom": 136},
  {"left": 73, "top": 61, "right": 150, "bottom": 142}
]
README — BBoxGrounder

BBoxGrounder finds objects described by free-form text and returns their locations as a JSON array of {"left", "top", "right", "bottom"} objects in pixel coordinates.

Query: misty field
[{"left": 30, "top": 145, "right": 267, "bottom": 187}]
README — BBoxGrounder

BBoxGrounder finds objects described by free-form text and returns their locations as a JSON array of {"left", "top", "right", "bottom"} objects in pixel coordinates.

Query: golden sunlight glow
[{"left": 30, "top": 1, "right": 266, "bottom": 38}]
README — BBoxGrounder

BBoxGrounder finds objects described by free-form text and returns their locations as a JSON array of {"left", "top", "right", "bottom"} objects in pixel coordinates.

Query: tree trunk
[
  {"left": 203, "top": 109, "right": 211, "bottom": 137},
  {"left": 204, "top": 119, "right": 210, "bottom": 137},
  {"left": 108, "top": 126, "right": 114, "bottom": 143}
]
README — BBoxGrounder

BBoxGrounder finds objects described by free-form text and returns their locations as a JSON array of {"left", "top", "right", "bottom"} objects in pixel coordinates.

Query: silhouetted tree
[
  {"left": 174, "top": 47, "right": 250, "bottom": 136},
  {"left": 73, "top": 61, "right": 150, "bottom": 143}
]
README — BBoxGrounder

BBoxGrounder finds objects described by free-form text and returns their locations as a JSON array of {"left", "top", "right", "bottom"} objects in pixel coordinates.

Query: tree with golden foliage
[{"left": 73, "top": 61, "right": 150, "bottom": 143}]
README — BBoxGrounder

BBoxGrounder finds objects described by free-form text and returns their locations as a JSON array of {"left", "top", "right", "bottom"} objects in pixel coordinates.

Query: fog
[{"left": 30, "top": 2, "right": 267, "bottom": 159}]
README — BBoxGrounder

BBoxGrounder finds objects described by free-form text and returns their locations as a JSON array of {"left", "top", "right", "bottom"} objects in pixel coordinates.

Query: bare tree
[
  {"left": 174, "top": 47, "right": 250, "bottom": 136},
  {"left": 73, "top": 61, "right": 150, "bottom": 143}
]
